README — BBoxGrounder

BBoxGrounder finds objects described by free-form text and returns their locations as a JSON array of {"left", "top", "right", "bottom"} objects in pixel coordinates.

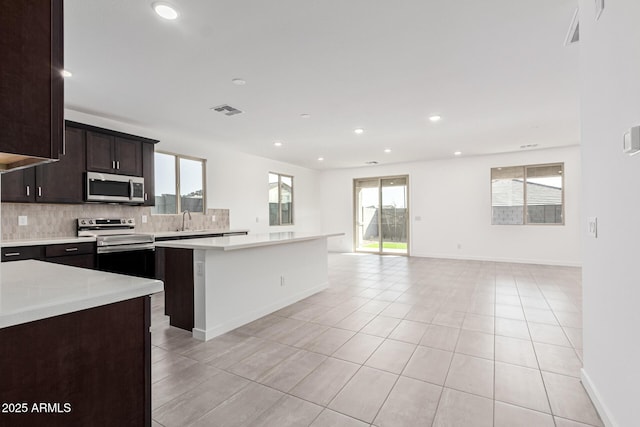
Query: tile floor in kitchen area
[{"left": 150, "top": 253, "right": 602, "bottom": 427}]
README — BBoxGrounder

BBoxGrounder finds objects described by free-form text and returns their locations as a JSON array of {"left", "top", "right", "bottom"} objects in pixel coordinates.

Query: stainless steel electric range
[{"left": 78, "top": 218, "right": 156, "bottom": 279}]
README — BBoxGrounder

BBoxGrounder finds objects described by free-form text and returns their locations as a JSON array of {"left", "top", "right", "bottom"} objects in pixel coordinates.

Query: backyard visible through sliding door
[{"left": 354, "top": 176, "right": 409, "bottom": 255}]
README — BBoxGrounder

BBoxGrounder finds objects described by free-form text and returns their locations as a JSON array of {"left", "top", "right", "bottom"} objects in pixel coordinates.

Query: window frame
[
  {"left": 490, "top": 162, "right": 565, "bottom": 226},
  {"left": 269, "top": 172, "right": 294, "bottom": 226},
  {"left": 152, "top": 150, "right": 207, "bottom": 215}
]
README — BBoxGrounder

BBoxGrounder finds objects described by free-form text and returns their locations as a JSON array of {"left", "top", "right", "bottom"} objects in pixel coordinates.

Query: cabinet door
[
  {"left": 0, "top": 168, "right": 35, "bottom": 203},
  {"left": 114, "top": 137, "right": 142, "bottom": 176},
  {"left": 86, "top": 131, "right": 115, "bottom": 173},
  {"left": 2, "top": 246, "right": 45, "bottom": 262},
  {"left": 0, "top": 0, "right": 63, "bottom": 160},
  {"left": 142, "top": 142, "right": 155, "bottom": 205},
  {"left": 36, "top": 126, "right": 86, "bottom": 203}
]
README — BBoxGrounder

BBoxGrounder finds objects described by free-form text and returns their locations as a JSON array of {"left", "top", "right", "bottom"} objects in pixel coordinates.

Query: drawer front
[
  {"left": 46, "top": 242, "right": 96, "bottom": 258},
  {"left": 2, "top": 246, "right": 45, "bottom": 261}
]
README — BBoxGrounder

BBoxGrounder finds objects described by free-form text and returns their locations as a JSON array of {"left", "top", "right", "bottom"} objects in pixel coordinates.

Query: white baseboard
[
  {"left": 581, "top": 368, "right": 618, "bottom": 427},
  {"left": 192, "top": 282, "right": 329, "bottom": 341},
  {"left": 409, "top": 252, "right": 582, "bottom": 267}
]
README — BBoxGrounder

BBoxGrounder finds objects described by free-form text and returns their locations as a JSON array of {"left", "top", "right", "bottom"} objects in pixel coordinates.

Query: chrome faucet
[{"left": 182, "top": 210, "right": 192, "bottom": 231}]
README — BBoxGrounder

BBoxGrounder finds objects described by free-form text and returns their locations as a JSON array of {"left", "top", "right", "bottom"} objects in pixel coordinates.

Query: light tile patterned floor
[{"left": 150, "top": 254, "right": 603, "bottom": 427}]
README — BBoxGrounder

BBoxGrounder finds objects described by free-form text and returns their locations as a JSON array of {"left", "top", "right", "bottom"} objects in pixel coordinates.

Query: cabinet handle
[
  {"left": 116, "top": 160, "right": 120, "bottom": 169},
  {"left": 38, "top": 187, "right": 42, "bottom": 197},
  {"left": 4, "top": 252, "right": 21, "bottom": 257},
  {"left": 26, "top": 186, "right": 30, "bottom": 197},
  {"left": 65, "top": 247, "right": 79, "bottom": 252},
  {"left": 144, "top": 193, "right": 148, "bottom": 201},
  {"left": 112, "top": 160, "right": 116, "bottom": 169}
]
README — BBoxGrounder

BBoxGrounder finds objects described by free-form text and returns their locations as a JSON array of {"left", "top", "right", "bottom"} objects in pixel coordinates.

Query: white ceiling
[{"left": 64, "top": 0, "right": 580, "bottom": 170}]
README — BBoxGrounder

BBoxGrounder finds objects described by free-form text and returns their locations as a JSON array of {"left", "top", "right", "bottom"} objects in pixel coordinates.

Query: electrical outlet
[
  {"left": 196, "top": 262, "right": 205, "bottom": 277},
  {"left": 457, "top": 243, "right": 462, "bottom": 250},
  {"left": 256, "top": 217, "right": 259, "bottom": 223},
  {"left": 18, "top": 216, "right": 28, "bottom": 226},
  {"left": 211, "top": 215, "right": 216, "bottom": 222},
  {"left": 141, "top": 215, "right": 148, "bottom": 223},
  {"left": 415, "top": 216, "right": 422, "bottom": 221},
  {"left": 280, "top": 276, "right": 285, "bottom": 286}
]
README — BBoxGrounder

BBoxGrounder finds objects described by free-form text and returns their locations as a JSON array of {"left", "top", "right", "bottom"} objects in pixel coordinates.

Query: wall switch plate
[
  {"left": 587, "top": 217, "right": 598, "bottom": 238},
  {"left": 256, "top": 217, "right": 259, "bottom": 223},
  {"left": 415, "top": 216, "right": 422, "bottom": 221},
  {"left": 623, "top": 126, "right": 640, "bottom": 155},
  {"left": 141, "top": 215, "right": 148, "bottom": 223},
  {"left": 18, "top": 216, "right": 28, "bottom": 226}
]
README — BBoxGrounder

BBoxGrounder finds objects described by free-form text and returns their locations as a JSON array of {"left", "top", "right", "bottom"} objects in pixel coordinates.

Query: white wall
[
  {"left": 321, "top": 146, "right": 581, "bottom": 266},
  {"left": 578, "top": 1, "right": 640, "bottom": 426},
  {"left": 65, "top": 109, "right": 322, "bottom": 234}
]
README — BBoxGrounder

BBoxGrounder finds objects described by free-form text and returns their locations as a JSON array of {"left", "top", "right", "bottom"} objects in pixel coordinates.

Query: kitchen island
[
  {"left": 155, "top": 232, "right": 342, "bottom": 341},
  {"left": 0, "top": 260, "right": 163, "bottom": 427}
]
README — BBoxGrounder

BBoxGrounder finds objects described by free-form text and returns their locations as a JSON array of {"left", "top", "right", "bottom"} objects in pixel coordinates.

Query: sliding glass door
[{"left": 354, "top": 176, "right": 409, "bottom": 255}]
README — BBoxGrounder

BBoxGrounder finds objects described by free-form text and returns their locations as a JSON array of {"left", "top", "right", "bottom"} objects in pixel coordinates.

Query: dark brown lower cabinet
[
  {"left": 0, "top": 297, "right": 151, "bottom": 427},
  {"left": 1, "top": 243, "right": 96, "bottom": 269},
  {"left": 159, "top": 247, "right": 194, "bottom": 331}
]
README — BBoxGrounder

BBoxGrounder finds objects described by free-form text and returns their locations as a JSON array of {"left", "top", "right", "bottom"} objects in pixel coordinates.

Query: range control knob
[
  {"left": 88, "top": 220, "right": 94, "bottom": 225},
  {"left": 128, "top": 219, "right": 133, "bottom": 224},
  {"left": 80, "top": 220, "right": 86, "bottom": 225}
]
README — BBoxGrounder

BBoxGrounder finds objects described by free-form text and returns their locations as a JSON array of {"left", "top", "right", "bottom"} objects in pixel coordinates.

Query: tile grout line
[{"left": 518, "top": 267, "right": 558, "bottom": 427}]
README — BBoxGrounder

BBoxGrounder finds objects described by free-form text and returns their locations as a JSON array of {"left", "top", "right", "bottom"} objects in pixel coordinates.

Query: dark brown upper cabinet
[
  {"left": 86, "top": 132, "right": 143, "bottom": 177},
  {"left": 36, "top": 125, "right": 86, "bottom": 203},
  {"left": 1, "top": 124, "right": 86, "bottom": 204},
  {"left": 142, "top": 142, "right": 155, "bottom": 206},
  {"left": 0, "top": 0, "right": 64, "bottom": 171}
]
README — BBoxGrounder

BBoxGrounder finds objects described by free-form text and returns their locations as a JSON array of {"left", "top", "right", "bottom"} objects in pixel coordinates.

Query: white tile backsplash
[{"left": 0, "top": 203, "right": 230, "bottom": 240}]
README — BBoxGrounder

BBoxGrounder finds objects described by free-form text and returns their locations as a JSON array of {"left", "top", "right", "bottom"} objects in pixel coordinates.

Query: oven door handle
[
  {"left": 129, "top": 179, "right": 134, "bottom": 200},
  {"left": 97, "top": 244, "right": 155, "bottom": 254}
]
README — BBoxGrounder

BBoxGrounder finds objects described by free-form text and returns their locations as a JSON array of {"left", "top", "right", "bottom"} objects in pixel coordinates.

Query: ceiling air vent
[
  {"left": 211, "top": 104, "right": 243, "bottom": 116},
  {"left": 365, "top": 161, "right": 379, "bottom": 165},
  {"left": 564, "top": 8, "right": 580, "bottom": 46},
  {"left": 520, "top": 144, "right": 539, "bottom": 149}
]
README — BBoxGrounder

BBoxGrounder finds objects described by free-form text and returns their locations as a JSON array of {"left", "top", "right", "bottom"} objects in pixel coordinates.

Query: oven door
[{"left": 96, "top": 247, "right": 156, "bottom": 279}]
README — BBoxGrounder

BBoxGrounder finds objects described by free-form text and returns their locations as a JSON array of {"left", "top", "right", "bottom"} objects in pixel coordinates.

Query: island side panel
[
  {"left": 0, "top": 296, "right": 151, "bottom": 427},
  {"left": 162, "top": 247, "right": 195, "bottom": 331},
  {"left": 195, "top": 238, "right": 329, "bottom": 341}
]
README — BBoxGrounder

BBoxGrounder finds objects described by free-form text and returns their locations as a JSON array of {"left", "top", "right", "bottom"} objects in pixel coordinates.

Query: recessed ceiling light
[
  {"left": 153, "top": 2, "right": 179, "bottom": 20},
  {"left": 429, "top": 115, "right": 442, "bottom": 122},
  {"left": 232, "top": 78, "right": 246, "bottom": 85},
  {"left": 454, "top": 151, "right": 462, "bottom": 156},
  {"left": 61, "top": 69, "right": 72, "bottom": 78},
  {"left": 273, "top": 141, "right": 282, "bottom": 147},
  {"left": 354, "top": 128, "right": 364, "bottom": 134},
  {"left": 301, "top": 114, "right": 311, "bottom": 119},
  {"left": 384, "top": 148, "right": 392, "bottom": 153},
  {"left": 317, "top": 157, "right": 324, "bottom": 161},
  {"left": 520, "top": 144, "right": 539, "bottom": 149}
]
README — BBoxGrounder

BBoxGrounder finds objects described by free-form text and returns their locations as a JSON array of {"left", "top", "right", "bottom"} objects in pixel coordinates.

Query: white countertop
[
  {"left": 1, "top": 229, "right": 249, "bottom": 247},
  {"left": 0, "top": 260, "right": 163, "bottom": 329},
  {"left": 1, "top": 236, "right": 97, "bottom": 247},
  {"left": 155, "top": 232, "right": 344, "bottom": 251},
  {"left": 153, "top": 229, "right": 249, "bottom": 239}
]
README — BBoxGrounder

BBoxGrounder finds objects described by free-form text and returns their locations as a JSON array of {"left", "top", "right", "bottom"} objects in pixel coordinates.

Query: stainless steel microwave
[{"left": 86, "top": 172, "right": 145, "bottom": 203}]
